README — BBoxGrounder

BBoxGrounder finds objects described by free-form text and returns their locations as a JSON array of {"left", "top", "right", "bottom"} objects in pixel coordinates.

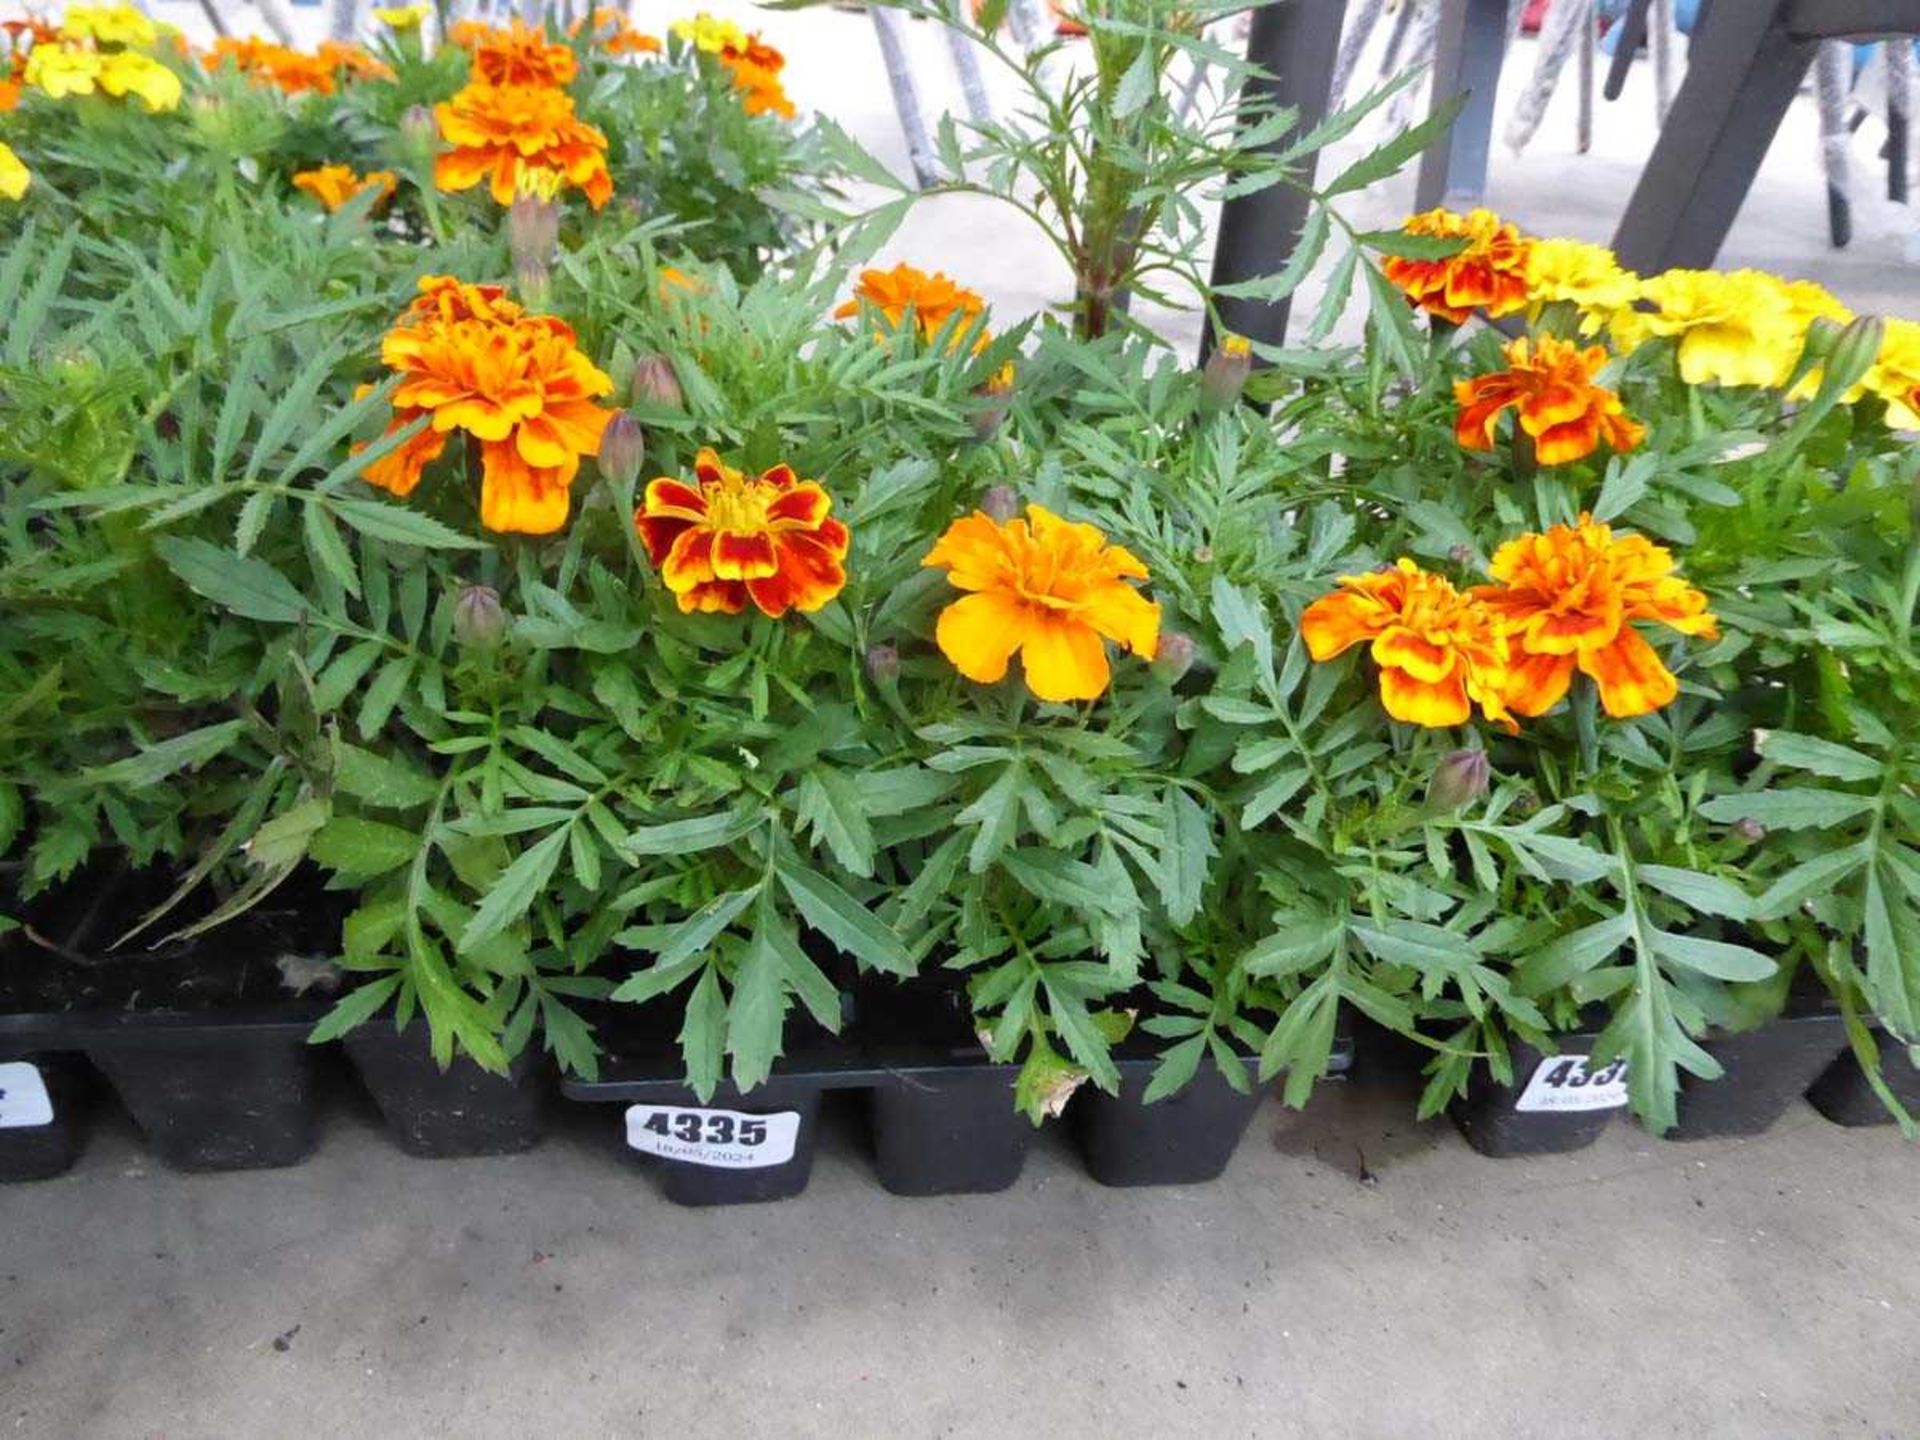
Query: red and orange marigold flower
[
  {"left": 718, "top": 34, "right": 793, "bottom": 118},
  {"left": 358, "top": 276, "right": 616, "bottom": 535},
  {"left": 1454, "top": 334, "right": 1644, "bottom": 466},
  {"left": 634, "top": 448, "right": 850, "bottom": 618},
  {"left": 451, "top": 18, "right": 578, "bottom": 86},
  {"left": 1472, "top": 516, "right": 1717, "bottom": 719},
  {"left": 921, "top": 505, "right": 1160, "bottom": 704},
  {"left": 1301, "top": 560, "right": 1511, "bottom": 729},
  {"left": 434, "top": 80, "right": 613, "bottom": 210},
  {"left": 1383, "top": 207, "right": 1534, "bottom": 324}
]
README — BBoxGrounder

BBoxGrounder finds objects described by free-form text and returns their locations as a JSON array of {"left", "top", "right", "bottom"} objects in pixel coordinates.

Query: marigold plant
[
  {"left": 836, "top": 263, "right": 988, "bottom": 348},
  {"left": 1301, "top": 560, "right": 1511, "bottom": 728},
  {"left": 1454, "top": 334, "right": 1643, "bottom": 466},
  {"left": 1473, "top": 516, "right": 1718, "bottom": 719},
  {"left": 922, "top": 504, "right": 1161, "bottom": 704},
  {"left": 634, "top": 448, "right": 851, "bottom": 617},
  {"left": 359, "top": 276, "right": 616, "bottom": 535},
  {"left": 434, "top": 80, "right": 614, "bottom": 210},
  {"left": 1383, "top": 206, "right": 1533, "bottom": 323},
  {"left": 292, "top": 164, "right": 397, "bottom": 213}
]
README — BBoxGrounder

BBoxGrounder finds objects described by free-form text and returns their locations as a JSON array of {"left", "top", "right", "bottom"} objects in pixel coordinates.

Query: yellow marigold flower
[
  {"left": 373, "top": 3, "right": 431, "bottom": 29},
  {"left": 1525, "top": 238, "right": 1639, "bottom": 334},
  {"left": 96, "top": 50, "right": 182, "bottom": 111},
  {"left": 634, "top": 448, "right": 851, "bottom": 617},
  {"left": 433, "top": 80, "right": 613, "bottom": 210},
  {"left": 0, "top": 140, "right": 30, "bottom": 202},
  {"left": 672, "top": 13, "right": 747, "bottom": 53},
  {"left": 1454, "top": 334, "right": 1644, "bottom": 466},
  {"left": 293, "top": 163, "right": 397, "bottom": 212},
  {"left": 1473, "top": 516, "right": 1717, "bottom": 720},
  {"left": 1382, "top": 207, "right": 1534, "bottom": 324},
  {"left": 1301, "top": 560, "right": 1511, "bottom": 729},
  {"left": 835, "top": 263, "right": 988, "bottom": 348},
  {"left": 455, "top": 18, "right": 577, "bottom": 86},
  {"left": 1634, "top": 268, "right": 1803, "bottom": 388},
  {"left": 922, "top": 504, "right": 1160, "bottom": 704},
  {"left": 24, "top": 44, "right": 102, "bottom": 98},
  {"left": 1860, "top": 316, "right": 1920, "bottom": 430},
  {"left": 60, "top": 4, "right": 157, "bottom": 49}
]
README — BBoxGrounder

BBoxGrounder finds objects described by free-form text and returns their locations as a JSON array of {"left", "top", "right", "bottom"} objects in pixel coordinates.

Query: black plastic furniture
[
  {"left": 1612, "top": 0, "right": 1920, "bottom": 271},
  {"left": 1205, "top": 0, "right": 1348, "bottom": 358},
  {"left": 1415, "top": 0, "right": 1512, "bottom": 208}
]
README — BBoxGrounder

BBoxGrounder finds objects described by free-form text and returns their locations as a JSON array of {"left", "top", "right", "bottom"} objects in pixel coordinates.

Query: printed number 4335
[
  {"left": 640, "top": 1111, "right": 768, "bottom": 1146},
  {"left": 1541, "top": 1057, "right": 1626, "bottom": 1089}
]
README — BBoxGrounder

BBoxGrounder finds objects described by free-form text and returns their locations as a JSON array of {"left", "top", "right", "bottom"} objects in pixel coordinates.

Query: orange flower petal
[
  {"left": 1581, "top": 626, "right": 1678, "bottom": 718},
  {"left": 1378, "top": 665, "right": 1472, "bottom": 728},
  {"left": 934, "top": 589, "right": 1027, "bottom": 685}
]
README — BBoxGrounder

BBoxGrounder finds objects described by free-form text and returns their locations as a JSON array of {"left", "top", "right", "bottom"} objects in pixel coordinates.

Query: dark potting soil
[{"left": 0, "top": 866, "right": 348, "bottom": 1017}]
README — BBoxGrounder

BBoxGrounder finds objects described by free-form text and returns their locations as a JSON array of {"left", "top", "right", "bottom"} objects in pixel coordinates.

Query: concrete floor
[
  {"left": 13, "top": 10, "right": 1919, "bottom": 1437},
  {"left": 4, "top": 1074, "right": 1917, "bottom": 1437}
]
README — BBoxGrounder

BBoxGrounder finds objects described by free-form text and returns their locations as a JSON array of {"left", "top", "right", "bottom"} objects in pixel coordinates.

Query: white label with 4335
[
  {"left": 1515, "top": 1055, "right": 1630, "bottom": 1113},
  {"left": 623, "top": 1105, "right": 799, "bottom": 1169},
  {"left": 0, "top": 1062, "right": 54, "bottom": 1129}
]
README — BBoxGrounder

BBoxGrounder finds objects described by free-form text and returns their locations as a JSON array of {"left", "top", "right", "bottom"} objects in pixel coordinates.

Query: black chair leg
[
  {"left": 1414, "top": 0, "right": 1510, "bottom": 209},
  {"left": 1604, "top": 0, "right": 1651, "bottom": 100},
  {"left": 1611, "top": 2, "right": 1816, "bottom": 273},
  {"left": 1204, "top": 0, "right": 1348, "bottom": 359}
]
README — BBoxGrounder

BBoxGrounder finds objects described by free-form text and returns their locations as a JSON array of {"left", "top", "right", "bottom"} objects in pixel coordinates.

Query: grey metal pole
[
  {"left": 1414, "top": 0, "right": 1510, "bottom": 208},
  {"left": 1203, "top": 0, "right": 1350, "bottom": 362},
  {"left": 1889, "top": 38, "right": 1912, "bottom": 203}
]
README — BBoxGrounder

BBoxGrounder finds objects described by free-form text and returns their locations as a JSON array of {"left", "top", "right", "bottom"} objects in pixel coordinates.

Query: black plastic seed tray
[{"left": 563, "top": 984, "right": 1353, "bottom": 1206}]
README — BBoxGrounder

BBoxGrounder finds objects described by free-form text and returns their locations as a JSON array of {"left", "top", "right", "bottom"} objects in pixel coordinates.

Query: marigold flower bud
[
  {"left": 453, "top": 584, "right": 507, "bottom": 650},
  {"left": 1826, "top": 315, "right": 1886, "bottom": 396},
  {"left": 399, "top": 103, "right": 436, "bottom": 165},
  {"left": 1801, "top": 316, "right": 1844, "bottom": 361},
  {"left": 1151, "top": 630, "right": 1195, "bottom": 685},
  {"left": 597, "top": 412, "right": 644, "bottom": 487},
  {"left": 1428, "top": 748, "right": 1490, "bottom": 811},
  {"left": 865, "top": 643, "right": 900, "bottom": 686},
  {"left": 1732, "top": 816, "right": 1768, "bottom": 844},
  {"left": 630, "top": 354, "right": 684, "bottom": 409},
  {"left": 1200, "top": 332, "right": 1252, "bottom": 411},
  {"left": 508, "top": 193, "right": 561, "bottom": 269},
  {"left": 971, "top": 361, "right": 1015, "bottom": 442},
  {"left": 979, "top": 484, "right": 1019, "bottom": 523},
  {"left": 514, "top": 255, "right": 550, "bottom": 310}
]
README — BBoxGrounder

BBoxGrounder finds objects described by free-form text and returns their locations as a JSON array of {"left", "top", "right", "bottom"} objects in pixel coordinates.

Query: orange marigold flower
[
  {"left": 633, "top": 448, "right": 850, "bottom": 617},
  {"left": 292, "top": 163, "right": 397, "bottom": 212},
  {"left": 723, "top": 55, "right": 795, "bottom": 118},
  {"left": 571, "top": 7, "right": 663, "bottom": 56},
  {"left": 458, "top": 18, "right": 578, "bottom": 86},
  {"left": 316, "top": 39, "right": 392, "bottom": 82},
  {"left": 359, "top": 276, "right": 616, "bottom": 535},
  {"left": 921, "top": 505, "right": 1160, "bottom": 704},
  {"left": 1383, "top": 207, "right": 1534, "bottom": 324},
  {"left": 835, "top": 263, "right": 987, "bottom": 348},
  {"left": 1473, "top": 516, "right": 1718, "bottom": 720},
  {"left": 1454, "top": 334, "right": 1644, "bottom": 466},
  {"left": 434, "top": 80, "right": 613, "bottom": 210},
  {"left": 1301, "top": 560, "right": 1511, "bottom": 729}
]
